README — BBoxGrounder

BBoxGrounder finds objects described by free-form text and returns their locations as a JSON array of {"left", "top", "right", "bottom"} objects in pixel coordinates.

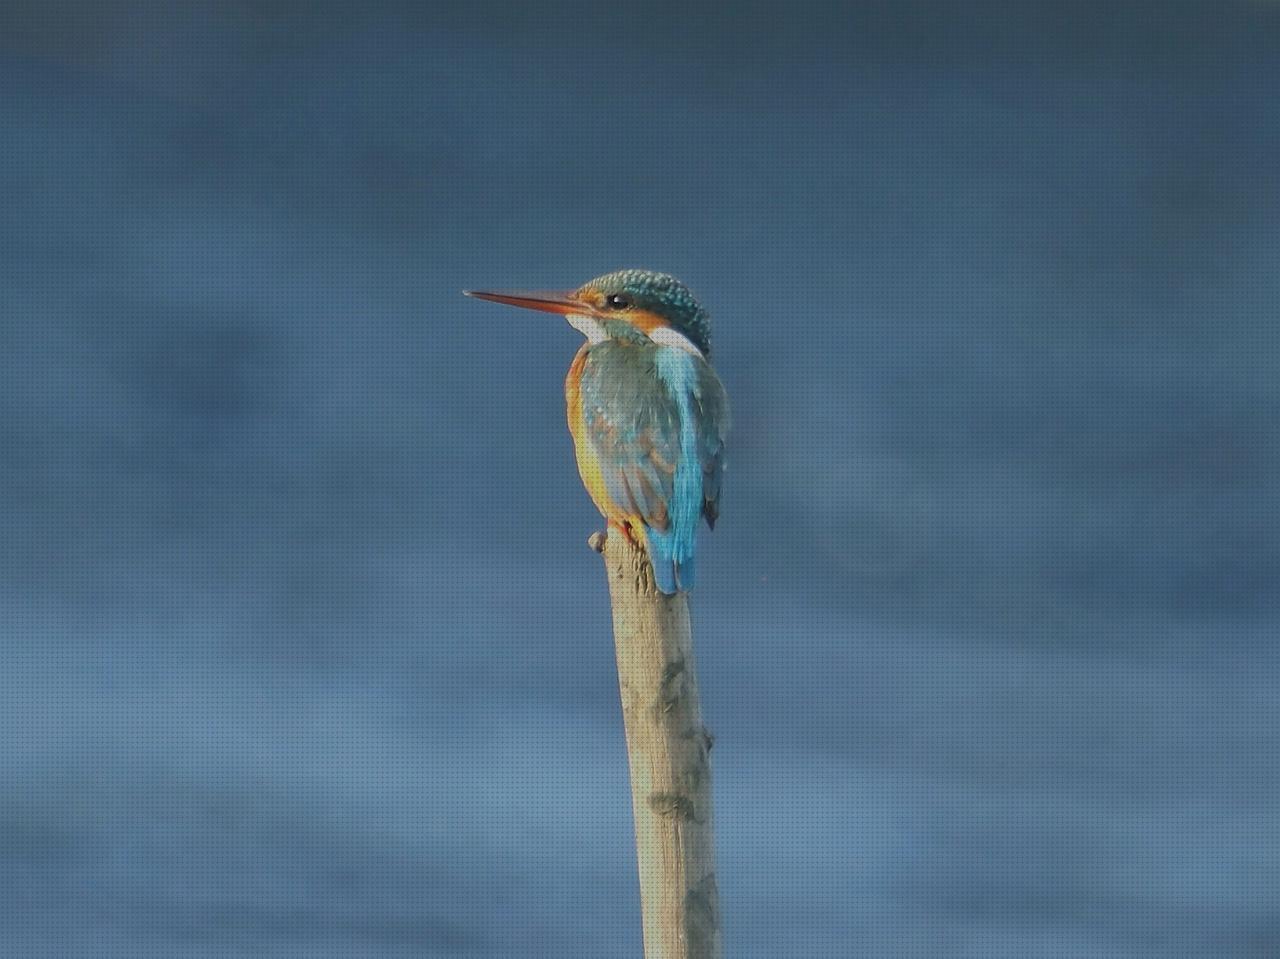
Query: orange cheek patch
[{"left": 626, "top": 310, "right": 668, "bottom": 335}]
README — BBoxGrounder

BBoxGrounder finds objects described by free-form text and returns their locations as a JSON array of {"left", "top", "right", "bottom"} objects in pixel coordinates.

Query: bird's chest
[
  {"left": 563, "top": 342, "right": 699, "bottom": 520},
  {"left": 564, "top": 347, "right": 616, "bottom": 517}
]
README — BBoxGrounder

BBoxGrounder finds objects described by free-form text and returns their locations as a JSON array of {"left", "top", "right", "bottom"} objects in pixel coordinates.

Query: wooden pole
[{"left": 589, "top": 529, "right": 723, "bottom": 959}]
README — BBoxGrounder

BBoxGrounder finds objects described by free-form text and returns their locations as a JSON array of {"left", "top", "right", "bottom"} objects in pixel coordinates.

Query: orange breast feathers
[{"left": 565, "top": 348, "right": 636, "bottom": 531}]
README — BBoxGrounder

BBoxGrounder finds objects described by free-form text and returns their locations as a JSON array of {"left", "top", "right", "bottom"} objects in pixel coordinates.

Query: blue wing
[{"left": 579, "top": 340, "right": 729, "bottom": 593}]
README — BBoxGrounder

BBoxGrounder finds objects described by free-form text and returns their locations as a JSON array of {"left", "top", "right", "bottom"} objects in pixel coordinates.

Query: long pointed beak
[{"left": 463, "top": 289, "right": 589, "bottom": 316}]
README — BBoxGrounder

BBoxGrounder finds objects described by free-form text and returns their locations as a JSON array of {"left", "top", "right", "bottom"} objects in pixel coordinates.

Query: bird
[{"left": 465, "top": 269, "right": 730, "bottom": 594}]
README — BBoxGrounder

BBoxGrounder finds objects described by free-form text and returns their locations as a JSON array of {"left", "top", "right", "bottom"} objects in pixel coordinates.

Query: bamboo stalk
[{"left": 589, "top": 529, "right": 723, "bottom": 959}]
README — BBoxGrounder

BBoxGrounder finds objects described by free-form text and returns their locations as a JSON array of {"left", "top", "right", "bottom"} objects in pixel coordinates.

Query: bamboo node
[
  {"left": 657, "top": 657, "right": 687, "bottom": 713},
  {"left": 647, "top": 792, "right": 697, "bottom": 821}
]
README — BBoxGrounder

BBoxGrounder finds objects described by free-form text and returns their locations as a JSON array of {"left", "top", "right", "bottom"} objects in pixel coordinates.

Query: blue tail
[
  {"left": 645, "top": 525, "right": 697, "bottom": 595},
  {"left": 642, "top": 350, "right": 706, "bottom": 595}
]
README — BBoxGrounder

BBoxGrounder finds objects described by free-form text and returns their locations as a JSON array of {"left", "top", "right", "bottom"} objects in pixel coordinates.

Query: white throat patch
[{"left": 566, "top": 312, "right": 608, "bottom": 344}]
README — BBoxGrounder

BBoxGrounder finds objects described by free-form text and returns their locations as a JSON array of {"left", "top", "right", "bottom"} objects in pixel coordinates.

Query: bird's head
[{"left": 466, "top": 269, "right": 712, "bottom": 358}]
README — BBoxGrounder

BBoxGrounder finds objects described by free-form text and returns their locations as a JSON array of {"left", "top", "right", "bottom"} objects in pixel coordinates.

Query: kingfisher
[{"left": 465, "top": 269, "right": 730, "bottom": 594}]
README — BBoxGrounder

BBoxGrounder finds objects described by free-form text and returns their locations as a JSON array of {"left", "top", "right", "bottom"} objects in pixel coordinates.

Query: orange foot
[{"left": 608, "top": 518, "right": 644, "bottom": 550}]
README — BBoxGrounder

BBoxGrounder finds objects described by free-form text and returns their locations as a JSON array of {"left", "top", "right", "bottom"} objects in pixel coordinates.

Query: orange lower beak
[{"left": 463, "top": 290, "right": 588, "bottom": 315}]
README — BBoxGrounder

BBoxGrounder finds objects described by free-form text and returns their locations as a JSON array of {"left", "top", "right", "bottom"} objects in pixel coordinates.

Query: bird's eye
[{"left": 605, "top": 293, "right": 631, "bottom": 309}]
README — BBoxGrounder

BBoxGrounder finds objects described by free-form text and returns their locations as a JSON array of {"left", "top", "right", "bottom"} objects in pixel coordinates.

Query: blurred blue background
[{"left": 2, "top": 2, "right": 1278, "bottom": 956}]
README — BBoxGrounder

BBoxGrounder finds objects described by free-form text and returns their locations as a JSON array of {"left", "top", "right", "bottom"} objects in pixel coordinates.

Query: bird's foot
[{"left": 609, "top": 519, "right": 644, "bottom": 550}]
